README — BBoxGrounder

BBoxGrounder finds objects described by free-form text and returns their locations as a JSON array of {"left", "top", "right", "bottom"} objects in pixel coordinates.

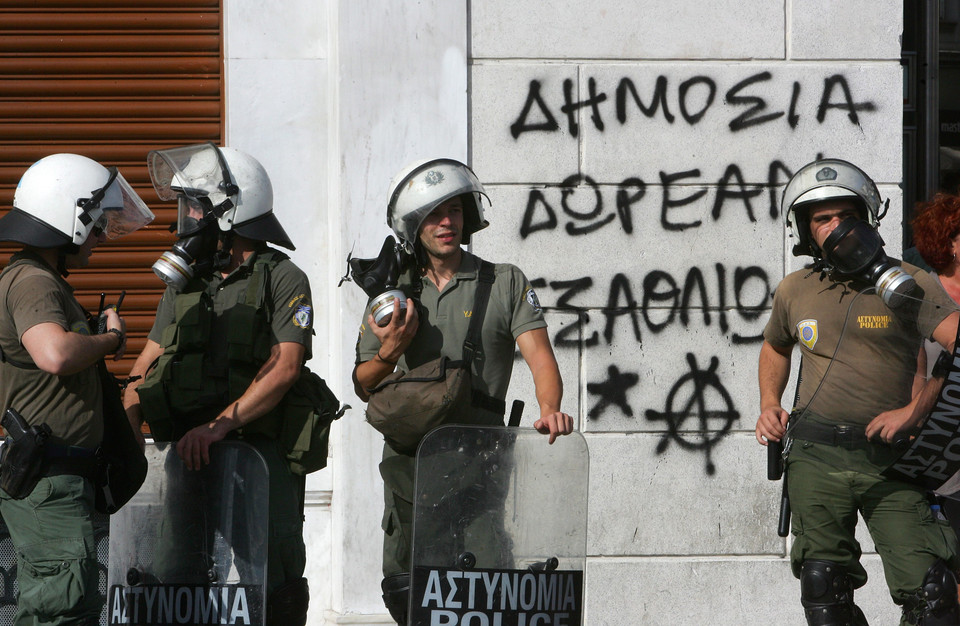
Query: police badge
[
  {"left": 293, "top": 304, "right": 312, "bottom": 329},
  {"left": 525, "top": 287, "right": 542, "bottom": 314}
]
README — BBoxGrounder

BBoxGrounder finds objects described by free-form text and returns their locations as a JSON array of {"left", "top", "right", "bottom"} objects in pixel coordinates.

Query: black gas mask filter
[
  {"left": 152, "top": 210, "right": 230, "bottom": 290},
  {"left": 820, "top": 218, "right": 916, "bottom": 307},
  {"left": 340, "top": 235, "right": 414, "bottom": 326}
]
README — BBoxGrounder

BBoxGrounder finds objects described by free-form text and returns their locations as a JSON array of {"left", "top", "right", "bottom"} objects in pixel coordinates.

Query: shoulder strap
[
  {"left": 461, "top": 260, "right": 496, "bottom": 366},
  {"left": 244, "top": 249, "right": 288, "bottom": 324}
]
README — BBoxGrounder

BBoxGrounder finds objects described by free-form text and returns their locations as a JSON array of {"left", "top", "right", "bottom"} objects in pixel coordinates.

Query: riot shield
[
  {"left": 106, "top": 441, "right": 269, "bottom": 626},
  {"left": 409, "top": 425, "right": 589, "bottom": 626},
  {"left": 780, "top": 284, "right": 960, "bottom": 494}
]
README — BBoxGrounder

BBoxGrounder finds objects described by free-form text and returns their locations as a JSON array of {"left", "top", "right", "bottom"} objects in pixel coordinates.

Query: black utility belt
[
  {"left": 44, "top": 444, "right": 99, "bottom": 480},
  {"left": 471, "top": 389, "right": 506, "bottom": 417},
  {"left": 790, "top": 421, "right": 871, "bottom": 448}
]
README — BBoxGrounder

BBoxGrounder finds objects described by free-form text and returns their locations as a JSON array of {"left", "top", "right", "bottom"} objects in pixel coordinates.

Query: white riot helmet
[
  {"left": 0, "top": 154, "right": 153, "bottom": 248},
  {"left": 782, "top": 158, "right": 883, "bottom": 258},
  {"left": 386, "top": 158, "right": 489, "bottom": 254},
  {"left": 147, "top": 143, "right": 294, "bottom": 249}
]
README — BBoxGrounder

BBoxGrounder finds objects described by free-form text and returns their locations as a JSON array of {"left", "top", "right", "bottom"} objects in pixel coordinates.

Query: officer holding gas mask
[
  {"left": 756, "top": 159, "right": 960, "bottom": 624},
  {"left": 348, "top": 158, "right": 573, "bottom": 624},
  {"left": 123, "top": 143, "right": 315, "bottom": 625}
]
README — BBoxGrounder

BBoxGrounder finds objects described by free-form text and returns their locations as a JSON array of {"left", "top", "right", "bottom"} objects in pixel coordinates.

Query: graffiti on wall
[
  {"left": 509, "top": 72, "right": 875, "bottom": 139},
  {"left": 499, "top": 70, "right": 881, "bottom": 473}
]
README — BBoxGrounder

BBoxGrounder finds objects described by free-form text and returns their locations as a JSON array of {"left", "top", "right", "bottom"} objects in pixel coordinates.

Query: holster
[{"left": 0, "top": 424, "right": 51, "bottom": 499}]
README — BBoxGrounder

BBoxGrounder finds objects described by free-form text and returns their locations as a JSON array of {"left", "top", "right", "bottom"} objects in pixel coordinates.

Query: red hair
[{"left": 912, "top": 193, "right": 960, "bottom": 271}]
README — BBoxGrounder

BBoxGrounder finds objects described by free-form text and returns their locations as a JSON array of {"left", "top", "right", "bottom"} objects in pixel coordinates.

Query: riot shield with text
[
  {"left": 782, "top": 284, "right": 960, "bottom": 493},
  {"left": 106, "top": 441, "right": 269, "bottom": 626},
  {"left": 409, "top": 425, "right": 589, "bottom": 626}
]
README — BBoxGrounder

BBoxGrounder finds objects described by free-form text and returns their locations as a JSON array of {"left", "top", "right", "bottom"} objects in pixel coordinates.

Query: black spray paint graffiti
[
  {"left": 510, "top": 72, "right": 875, "bottom": 139},
  {"left": 531, "top": 266, "right": 770, "bottom": 347},
  {"left": 519, "top": 161, "right": 793, "bottom": 239},
  {"left": 581, "top": 353, "right": 739, "bottom": 476},
  {"left": 506, "top": 71, "right": 879, "bottom": 475},
  {"left": 646, "top": 354, "right": 740, "bottom": 476},
  {"left": 586, "top": 365, "right": 640, "bottom": 419}
]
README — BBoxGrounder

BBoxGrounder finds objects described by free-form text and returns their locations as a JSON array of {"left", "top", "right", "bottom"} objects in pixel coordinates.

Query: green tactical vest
[
  {"left": 138, "top": 250, "right": 345, "bottom": 474},
  {"left": 137, "top": 250, "right": 289, "bottom": 441}
]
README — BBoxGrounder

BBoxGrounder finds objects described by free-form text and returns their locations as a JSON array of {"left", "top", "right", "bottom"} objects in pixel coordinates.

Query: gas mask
[
  {"left": 820, "top": 218, "right": 916, "bottom": 308},
  {"left": 151, "top": 196, "right": 230, "bottom": 290},
  {"left": 341, "top": 235, "right": 414, "bottom": 326}
]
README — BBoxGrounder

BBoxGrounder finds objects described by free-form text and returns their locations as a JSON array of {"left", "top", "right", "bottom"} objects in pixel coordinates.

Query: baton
[
  {"left": 777, "top": 477, "right": 791, "bottom": 537},
  {"left": 767, "top": 438, "right": 783, "bottom": 480},
  {"left": 507, "top": 400, "right": 524, "bottom": 428}
]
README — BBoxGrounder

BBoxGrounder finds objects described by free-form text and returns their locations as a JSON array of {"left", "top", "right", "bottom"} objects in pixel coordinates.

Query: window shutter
[{"left": 0, "top": 1, "right": 224, "bottom": 374}]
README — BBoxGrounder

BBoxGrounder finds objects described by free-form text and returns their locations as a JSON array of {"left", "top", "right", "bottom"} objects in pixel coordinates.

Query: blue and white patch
[
  {"left": 424, "top": 170, "right": 444, "bottom": 186},
  {"left": 293, "top": 304, "right": 312, "bottom": 329},
  {"left": 797, "top": 319, "right": 818, "bottom": 350},
  {"left": 525, "top": 287, "right": 542, "bottom": 314}
]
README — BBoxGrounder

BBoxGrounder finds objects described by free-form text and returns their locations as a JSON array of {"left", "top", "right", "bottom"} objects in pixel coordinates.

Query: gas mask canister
[
  {"left": 821, "top": 218, "right": 916, "bottom": 307},
  {"left": 151, "top": 197, "right": 226, "bottom": 290},
  {"left": 342, "top": 235, "right": 413, "bottom": 326}
]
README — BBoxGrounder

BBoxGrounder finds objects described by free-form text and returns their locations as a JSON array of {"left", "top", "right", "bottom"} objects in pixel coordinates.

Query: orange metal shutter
[{"left": 0, "top": 0, "right": 224, "bottom": 375}]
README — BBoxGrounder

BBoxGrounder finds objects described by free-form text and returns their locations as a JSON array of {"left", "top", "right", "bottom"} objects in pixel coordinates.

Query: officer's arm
[
  {"left": 219, "top": 341, "right": 305, "bottom": 426},
  {"left": 865, "top": 311, "right": 960, "bottom": 443},
  {"left": 177, "top": 341, "right": 305, "bottom": 470},
  {"left": 516, "top": 327, "right": 573, "bottom": 444},
  {"left": 124, "top": 339, "right": 165, "bottom": 430},
  {"left": 931, "top": 310, "right": 960, "bottom": 354},
  {"left": 756, "top": 340, "right": 792, "bottom": 445},
  {"left": 21, "top": 314, "right": 125, "bottom": 376},
  {"left": 353, "top": 298, "right": 418, "bottom": 401}
]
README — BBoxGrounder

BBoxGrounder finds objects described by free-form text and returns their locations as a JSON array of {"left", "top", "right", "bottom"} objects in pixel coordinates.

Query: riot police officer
[
  {"left": 0, "top": 154, "right": 153, "bottom": 624},
  {"left": 123, "top": 143, "right": 314, "bottom": 625},
  {"left": 756, "top": 159, "right": 960, "bottom": 624},
  {"left": 351, "top": 158, "right": 574, "bottom": 624}
]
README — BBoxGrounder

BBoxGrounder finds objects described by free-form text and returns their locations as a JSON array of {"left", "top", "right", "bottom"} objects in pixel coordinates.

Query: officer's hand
[
  {"left": 866, "top": 406, "right": 917, "bottom": 444},
  {"left": 369, "top": 298, "right": 419, "bottom": 362},
  {"left": 177, "top": 419, "right": 231, "bottom": 470},
  {"left": 533, "top": 411, "right": 574, "bottom": 444},
  {"left": 755, "top": 407, "right": 789, "bottom": 445},
  {"left": 102, "top": 308, "right": 126, "bottom": 361}
]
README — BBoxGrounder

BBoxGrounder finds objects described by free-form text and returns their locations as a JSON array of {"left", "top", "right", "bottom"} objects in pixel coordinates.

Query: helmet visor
[
  {"left": 176, "top": 195, "right": 213, "bottom": 236},
  {"left": 89, "top": 169, "right": 154, "bottom": 239},
  {"left": 147, "top": 143, "right": 230, "bottom": 206}
]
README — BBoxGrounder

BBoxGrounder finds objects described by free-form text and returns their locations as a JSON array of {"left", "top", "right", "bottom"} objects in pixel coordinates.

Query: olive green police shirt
[
  {"left": 147, "top": 248, "right": 314, "bottom": 406},
  {"left": 355, "top": 251, "right": 547, "bottom": 402},
  {"left": 764, "top": 261, "right": 955, "bottom": 426},
  {"left": 0, "top": 251, "right": 103, "bottom": 448}
]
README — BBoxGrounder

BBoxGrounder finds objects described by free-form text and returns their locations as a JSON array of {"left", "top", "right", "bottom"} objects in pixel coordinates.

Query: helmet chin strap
[
  {"left": 56, "top": 243, "right": 80, "bottom": 277},
  {"left": 213, "top": 230, "right": 234, "bottom": 272}
]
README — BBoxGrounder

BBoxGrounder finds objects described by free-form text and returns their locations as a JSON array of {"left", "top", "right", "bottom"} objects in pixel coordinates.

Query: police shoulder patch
[
  {"left": 525, "top": 286, "right": 542, "bottom": 314},
  {"left": 797, "top": 319, "right": 818, "bottom": 350},
  {"left": 293, "top": 304, "right": 312, "bottom": 329}
]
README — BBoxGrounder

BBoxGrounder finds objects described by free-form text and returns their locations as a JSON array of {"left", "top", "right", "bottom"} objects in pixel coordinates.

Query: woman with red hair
[{"left": 913, "top": 193, "right": 960, "bottom": 302}]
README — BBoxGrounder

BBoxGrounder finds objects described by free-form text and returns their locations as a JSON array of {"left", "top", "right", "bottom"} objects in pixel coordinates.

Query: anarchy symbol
[{"left": 645, "top": 352, "right": 740, "bottom": 475}]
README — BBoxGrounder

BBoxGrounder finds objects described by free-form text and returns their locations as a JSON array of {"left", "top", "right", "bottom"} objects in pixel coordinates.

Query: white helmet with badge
[
  {"left": 782, "top": 158, "right": 883, "bottom": 258},
  {"left": 0, "top": 153, "right": 153, "bottom": 248},
  {"left": 386, "top": 158, "right": 489, "bottom": 254}
]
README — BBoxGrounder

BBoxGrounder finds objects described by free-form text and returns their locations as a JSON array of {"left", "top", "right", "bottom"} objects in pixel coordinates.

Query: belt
[
  {"left": 44, "top": 444, "right": 99, "bottom": 480},
  {"left": 790, "top": 421, "right": 870, "bottom": 448},
  {"left": 45, "top": 443, "right": 97, "bottom": 459},
  {"left": 471, "top": 389, "right": 506, "bottom": 417}
]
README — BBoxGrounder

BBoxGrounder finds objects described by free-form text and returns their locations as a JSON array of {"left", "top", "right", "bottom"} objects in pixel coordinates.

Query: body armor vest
[{"left": 137, "top": 250, "right": 288, "bottom": 441}]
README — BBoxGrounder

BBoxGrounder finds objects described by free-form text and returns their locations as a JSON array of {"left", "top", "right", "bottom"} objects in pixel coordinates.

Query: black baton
[{"left": 777, "top": 477, "right": 791, "bottom": 538}]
